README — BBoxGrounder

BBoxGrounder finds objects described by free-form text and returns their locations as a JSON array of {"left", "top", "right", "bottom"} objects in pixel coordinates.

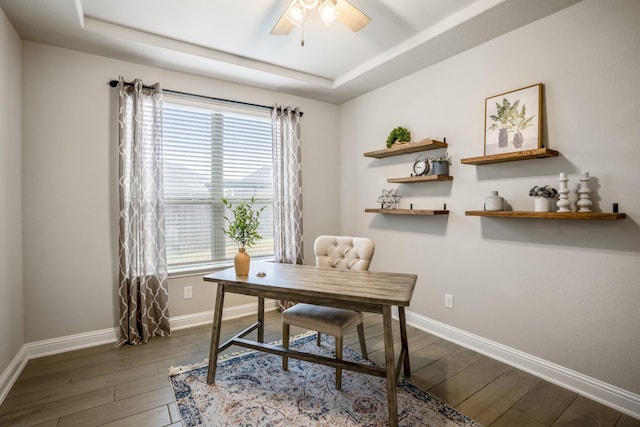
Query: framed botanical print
[{"left": 484, "top": 83, "right": 543, "bottom": 156}]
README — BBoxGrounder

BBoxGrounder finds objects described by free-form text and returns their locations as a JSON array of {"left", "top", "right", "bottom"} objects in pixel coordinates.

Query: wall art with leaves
[{"left": 484, "top": 83, "right": 543, "bottom": 155}]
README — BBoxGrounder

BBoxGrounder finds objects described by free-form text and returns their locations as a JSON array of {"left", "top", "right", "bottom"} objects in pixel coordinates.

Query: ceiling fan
[{"left": 271, "top": 0, "right": 371, "bottom": 45}]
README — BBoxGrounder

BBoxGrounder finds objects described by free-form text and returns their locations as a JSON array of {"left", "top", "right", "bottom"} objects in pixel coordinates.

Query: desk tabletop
[{"left": 203, "top": 261, "right": 416, "bottom": 308}]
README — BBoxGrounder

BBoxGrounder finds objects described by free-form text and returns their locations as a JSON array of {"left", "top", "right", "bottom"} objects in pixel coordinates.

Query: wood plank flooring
[{"left": 1, "top": 311, "right": 638, "bottom": 426}]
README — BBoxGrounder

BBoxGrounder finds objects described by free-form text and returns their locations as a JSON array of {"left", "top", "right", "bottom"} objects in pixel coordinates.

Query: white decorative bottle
[
  {"left": 576, "top": 172, "right": 593, "bottom": 212},
  {"left": 557, "top": 172, "right": 571, "bottom": 212},
  {"left": 484, "top": 191, "right": 504, "bottom": 211}
]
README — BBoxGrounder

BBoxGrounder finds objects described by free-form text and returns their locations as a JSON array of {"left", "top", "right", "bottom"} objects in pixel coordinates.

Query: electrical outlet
[
  {"left": 184, "top": 286, "right": 193, "bottom": 300},
  {"left": 444, "top": 293, "right": 454, "bottom": 309}
]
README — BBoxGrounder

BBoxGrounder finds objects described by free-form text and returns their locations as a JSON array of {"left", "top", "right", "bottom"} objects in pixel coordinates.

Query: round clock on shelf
[{"left": 412, "top": 155, "right": 429, "bottom": 176}]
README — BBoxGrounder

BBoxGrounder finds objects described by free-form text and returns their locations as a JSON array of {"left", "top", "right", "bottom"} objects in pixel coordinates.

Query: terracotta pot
[{"left": 234, "top": 247, "right": 250, "bottom": 276}]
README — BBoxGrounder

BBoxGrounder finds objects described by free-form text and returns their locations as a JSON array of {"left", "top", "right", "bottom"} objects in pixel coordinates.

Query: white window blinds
[{"left": 162, "top": 100, "right": 274, "bottom": 269}]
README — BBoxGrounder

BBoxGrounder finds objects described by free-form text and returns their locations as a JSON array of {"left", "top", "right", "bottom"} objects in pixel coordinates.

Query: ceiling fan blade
[
  {"left": 271, "top": 0, "right": 297, "bottom": 35},
  {"left": 335, "top": 0, "right": 371, "bottom": 32}
]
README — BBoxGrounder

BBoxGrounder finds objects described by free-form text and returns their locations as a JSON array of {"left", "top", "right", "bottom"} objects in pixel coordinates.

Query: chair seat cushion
[{"left": 282, "top": 303, "right": 363, "bottom": 336}]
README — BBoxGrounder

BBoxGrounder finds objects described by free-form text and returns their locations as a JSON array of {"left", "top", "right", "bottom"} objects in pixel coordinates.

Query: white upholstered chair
[{"left": 282, "top": 235, "right": 375, "bottom": 389}]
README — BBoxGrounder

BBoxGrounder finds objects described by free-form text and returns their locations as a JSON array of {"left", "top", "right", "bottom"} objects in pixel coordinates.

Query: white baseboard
[
  {"left": 404, "top": 309, "right": 640, "bottom": 420},
  {"left": 0, "top": 327, "right": 121, "bottom": 404},
  {"left": 0, "top": 346, "right": 28, "bottom": 406},
  {"left": 170, "top": 299, "right": 278, "bottom": 330},
  {"left": 0, "top": 300, "right": 278, "bottom": 405},
  {"left": 24, "top": 327, "right": 120, "bottom": 360}
]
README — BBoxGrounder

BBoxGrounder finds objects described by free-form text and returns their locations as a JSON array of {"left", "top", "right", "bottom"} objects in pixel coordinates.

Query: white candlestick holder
[
  {"left": 557, "top": 172, "right": 571, "bottom": 212},
  {"left": 576, "top": 172, "right": 593, "bottom": 212}
]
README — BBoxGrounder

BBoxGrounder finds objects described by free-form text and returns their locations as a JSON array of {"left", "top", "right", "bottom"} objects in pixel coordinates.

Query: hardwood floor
[{"left": 1, "top": 311, "right": 638, "bottom": 426}]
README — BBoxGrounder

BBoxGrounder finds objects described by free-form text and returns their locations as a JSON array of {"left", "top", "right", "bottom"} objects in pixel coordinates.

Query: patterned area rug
[{"left": 169, "top": 332, "right": 482, "bottom": 426}]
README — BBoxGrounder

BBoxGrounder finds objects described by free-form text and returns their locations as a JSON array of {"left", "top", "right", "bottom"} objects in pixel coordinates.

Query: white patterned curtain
[
  {"left": 271, "top": 105, "right": 304, "bottom": 267},
  {"left": 117, "top": 77, "right": 170, "bottom": 345}
]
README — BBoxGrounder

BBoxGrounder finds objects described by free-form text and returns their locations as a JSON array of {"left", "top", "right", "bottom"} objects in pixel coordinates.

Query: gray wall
[
  {"left": 20, "top": 42, "right": 340, "bottom": 341},
  {"left": 338, "top": 0, "right": 640, "bottom": 395},
  {"left": 0, "top": 8, "right": 23, "bottom": 379}
]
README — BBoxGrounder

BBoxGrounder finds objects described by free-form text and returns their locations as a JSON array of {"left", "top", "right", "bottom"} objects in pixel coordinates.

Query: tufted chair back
[{"left": 314, "top": 235, "right": 375, "bottom": 271}]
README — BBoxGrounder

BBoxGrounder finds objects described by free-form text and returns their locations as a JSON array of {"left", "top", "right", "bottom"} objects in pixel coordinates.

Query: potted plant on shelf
[
  {"left": 386, "top": 126, "right": 411, "bottom": 148},
  {"left": 429, "top": 152, "right": 452, "bottom": 176},
  {"left": 222, "top": 196, "right": 265, "bottom": 276},
  {"left": 528, "top": 185, "right": 558, "bottom": 212}
]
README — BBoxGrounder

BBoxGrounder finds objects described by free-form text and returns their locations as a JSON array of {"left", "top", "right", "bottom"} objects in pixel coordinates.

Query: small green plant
[
  {"left": 386, "top": 126, "right": 411, "bottom": 148},
  {"left": 429, "top": 152, "right": 452, "bottom": 165},
  {"left": 221, "top": 196, "right": 265, "bottom": 248}
]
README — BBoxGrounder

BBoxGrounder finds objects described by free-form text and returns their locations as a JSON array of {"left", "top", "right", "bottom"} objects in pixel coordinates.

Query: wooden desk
[{"left": 203, "top": 261, "right": 417, "bottom": 427}]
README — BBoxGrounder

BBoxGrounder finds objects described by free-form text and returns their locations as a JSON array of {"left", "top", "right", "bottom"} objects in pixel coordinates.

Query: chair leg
[
  {"left": 282, "top": 322, "right": 290, "bottom": 371},
  {"left": 335, "top": 335, "right": 343, "bottom": 390},
  {"left": 357, "top": 322, "right": 368, "bottom": 359},
  {"left": 317, "top": 332, "right": 321, "bottom": 346}
]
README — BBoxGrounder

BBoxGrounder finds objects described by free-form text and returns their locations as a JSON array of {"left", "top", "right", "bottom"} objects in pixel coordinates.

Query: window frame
[{"left": 161, "top": 95, "right": 275, "bottom": 276}]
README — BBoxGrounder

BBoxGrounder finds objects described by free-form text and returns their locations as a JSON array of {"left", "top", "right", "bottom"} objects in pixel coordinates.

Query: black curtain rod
[{"left": 108, "top": 80, "right": 303, "bottom": 117}]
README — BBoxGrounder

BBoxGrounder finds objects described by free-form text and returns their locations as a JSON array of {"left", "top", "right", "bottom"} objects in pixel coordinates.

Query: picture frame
[{"left": 484, "top": 83, "right": 543, "bottom": 156}]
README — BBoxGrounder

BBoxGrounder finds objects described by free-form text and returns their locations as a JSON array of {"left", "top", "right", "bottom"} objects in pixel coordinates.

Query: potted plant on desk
[{"left": 222, "top": 196, "right": 265, "bottom": 276}]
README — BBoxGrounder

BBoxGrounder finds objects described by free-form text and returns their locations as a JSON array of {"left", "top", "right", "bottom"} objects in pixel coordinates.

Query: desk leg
[
  {"left": 207, "top": 284, "right": 225, "bottom": 384},
  {"left": 382, "top": 305, "right": 398, "bottom": 427},
  {"left": 398, "top": 306, "right": 411, "bottom": 377},
  {"left": 257, "top": 297, "right": 265, "bottom": 343}
]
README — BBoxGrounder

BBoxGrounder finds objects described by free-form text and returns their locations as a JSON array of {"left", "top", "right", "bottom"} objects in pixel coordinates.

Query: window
[{"left": 162, "top": 98, "right": 274, "bottom": 270}]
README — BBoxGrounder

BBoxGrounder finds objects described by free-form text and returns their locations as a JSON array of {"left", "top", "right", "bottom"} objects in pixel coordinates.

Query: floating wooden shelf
[
  {"left": 387, "top": 174, "right": 453, "bottom": 183},
  {"left": 364, "top": 139, "right": 447, "bottom": 159},
  {"left": 365, "top": 208, "right": 449, "bottom": 216},
  {"left": 460, "top": 148, "right": 559, "bottom": 165},
  {"left": 465, "top": 211, "right": 626, "bottom": 220}
]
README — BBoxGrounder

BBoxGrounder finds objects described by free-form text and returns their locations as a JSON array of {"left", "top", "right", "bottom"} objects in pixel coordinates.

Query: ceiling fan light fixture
[
  {"left": 286, "top": 2, "right": 306, "bottom": 27},
  {"left": 271, "top": 0, "right": 369, "bottom": 36},
  {"left": 318, "top": 0, "right": 339, "bottom": 25},
  {"left": 298, "top": 0, "right": 319, "bottom": 9}
]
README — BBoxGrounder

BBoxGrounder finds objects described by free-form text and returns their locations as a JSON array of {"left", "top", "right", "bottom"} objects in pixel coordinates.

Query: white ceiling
[{"left": 0, "top": 0, "right": 581, "bottom": 104}]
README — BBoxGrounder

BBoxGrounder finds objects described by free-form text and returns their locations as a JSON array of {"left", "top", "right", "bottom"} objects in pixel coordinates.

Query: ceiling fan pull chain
[{"left": 301, "top": 22, "right": 305, "bottom": 47}]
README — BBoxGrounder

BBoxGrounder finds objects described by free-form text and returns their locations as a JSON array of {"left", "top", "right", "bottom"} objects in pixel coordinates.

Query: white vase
[
  {"left": 534, "top": 196, "right": 551, "bottom": 212},
  {"left": 484, "top": 191, "right": 504, "bottom": 211}
]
